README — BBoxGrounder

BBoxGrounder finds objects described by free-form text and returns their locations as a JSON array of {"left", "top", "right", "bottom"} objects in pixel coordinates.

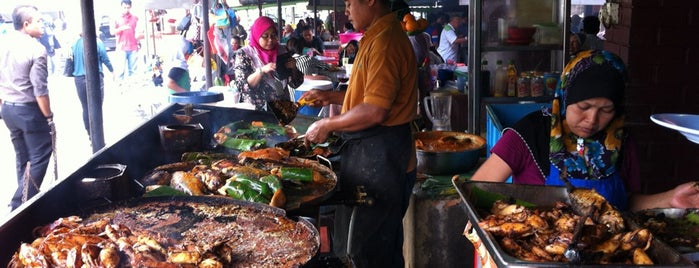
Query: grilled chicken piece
[
  {"left": 632, "top": 247, "right": 654, "bottom": 265},
  {"left": 170, "top": 171, "right": 209, "bottom": 195},
  {"left": 193, "top": 168, "right": 225, "bottom": 192},
  {"left": 569, "top": 188, "right": 625, "bottom": 233},
  {"left": 237, "top": 147, "right": 290, "bottom": 163},
  {"left": 168, "top": 251, "right": 201, "bottom": 264}
]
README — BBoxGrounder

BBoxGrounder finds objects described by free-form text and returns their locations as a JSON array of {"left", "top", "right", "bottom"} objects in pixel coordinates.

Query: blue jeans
[
  {"left": 74, "top": 74, "right": 104, "bottom": 134},
  {"left": 118, "top": 49, "right": 139, "bottom": 80},
  {"left": 1, "top": 102, "right": 52, "bottom": 210}
]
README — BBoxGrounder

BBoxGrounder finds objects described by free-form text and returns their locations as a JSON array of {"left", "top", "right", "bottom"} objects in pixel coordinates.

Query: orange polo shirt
[
  {"left": 342, "top": 12, "right": 418, "bottom": 171},
  {"left": 342, "top": 13, "right": 418, "bottom": 126}
]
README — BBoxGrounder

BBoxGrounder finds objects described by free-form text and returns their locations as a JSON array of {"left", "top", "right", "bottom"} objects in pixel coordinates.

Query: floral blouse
[{"left": 233, "top": 46, "right": 304, "bottom": 110}]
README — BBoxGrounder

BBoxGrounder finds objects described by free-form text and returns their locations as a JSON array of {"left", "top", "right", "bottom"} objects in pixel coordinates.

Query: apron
[
  {"left": 546, "top": 165, "right": 629, "bottom": 210},
  {"left": 332, "top": 124, "right": 415, "bottom": 268}
]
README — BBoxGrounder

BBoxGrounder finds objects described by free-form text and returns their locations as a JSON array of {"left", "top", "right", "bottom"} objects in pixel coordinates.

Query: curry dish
[{"left": 415, "top": 132, "right": 485, "bottom": 152}]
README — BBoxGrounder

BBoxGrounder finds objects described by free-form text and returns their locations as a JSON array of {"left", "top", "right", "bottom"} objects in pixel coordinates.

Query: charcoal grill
[{"left": 0, "top": 104, "right": 284, "bottom": 264}]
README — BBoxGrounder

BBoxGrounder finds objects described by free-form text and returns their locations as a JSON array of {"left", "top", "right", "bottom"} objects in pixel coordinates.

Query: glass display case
[{"left": 467, "top": 0, "right": 570, "bottom": 134}]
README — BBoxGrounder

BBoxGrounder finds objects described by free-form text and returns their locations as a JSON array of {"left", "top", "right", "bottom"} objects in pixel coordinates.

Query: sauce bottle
[
  {"left": 506, "top": 60, "right": 517, "bottom": 97},
  {"left": 493, "top": 60, "right": 507, "bottom": 97}
]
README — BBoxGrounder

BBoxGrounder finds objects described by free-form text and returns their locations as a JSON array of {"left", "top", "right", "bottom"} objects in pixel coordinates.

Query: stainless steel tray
[
  {"left": 453, "top": 181, "right": 695, "bottom": 267},
  {"left": 630, "top": 208, "right": 699, "bottom": 262}
]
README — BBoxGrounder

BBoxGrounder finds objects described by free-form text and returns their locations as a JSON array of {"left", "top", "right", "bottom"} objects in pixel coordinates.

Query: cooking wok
[
  {"left": 12, "top": 196, "right": 320, "bottom": 267},
  {"left": 140, "top": 154, "right": 337, "bottom": 211},
  {"left": 243, "top": 156, "right": 338, "bottom": 210}
]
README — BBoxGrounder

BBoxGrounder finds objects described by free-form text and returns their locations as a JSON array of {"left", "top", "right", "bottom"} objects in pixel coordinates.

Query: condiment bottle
[
  {"left": 480, "top": 59, "right": 491, "bottom": 96},
  {"left": 506, "top": 60, "right": 517, "bottom": 97},
  {"left": 493, "top": 60, "right": 507, "bottom": 97}
]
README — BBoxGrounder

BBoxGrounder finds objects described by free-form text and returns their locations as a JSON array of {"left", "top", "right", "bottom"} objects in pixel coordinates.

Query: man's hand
[{"left": 305, "top": 118, "right": 331, "bottom": 145}]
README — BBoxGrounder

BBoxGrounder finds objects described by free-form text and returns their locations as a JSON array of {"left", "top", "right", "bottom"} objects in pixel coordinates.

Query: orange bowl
[{"left": 508, "top": 27, "right": 537, "bottom": 41}]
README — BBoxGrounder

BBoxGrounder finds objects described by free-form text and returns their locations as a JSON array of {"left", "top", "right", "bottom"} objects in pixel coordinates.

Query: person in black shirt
[{"left": 298, "top": 25, "right": 324, "bottom": 56}]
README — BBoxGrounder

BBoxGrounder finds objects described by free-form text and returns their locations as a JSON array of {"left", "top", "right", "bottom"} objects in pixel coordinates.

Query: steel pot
[
  {"left": 158, "top": 123, "right": 204, "bottom": 152},
  {"left": 78, "top": 164, "right": 129, "bottom": 201},
  {"left": 415, "top": 131, "right": 485, "bottom": 175}
]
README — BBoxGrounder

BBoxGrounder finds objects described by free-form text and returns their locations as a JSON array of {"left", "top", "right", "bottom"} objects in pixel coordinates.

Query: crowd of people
[{"left": 2, "top": 2, "right": 699, "bottom": 268}]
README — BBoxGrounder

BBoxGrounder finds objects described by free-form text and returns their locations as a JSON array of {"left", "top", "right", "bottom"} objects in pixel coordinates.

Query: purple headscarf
[{"left": 249, "top": 16, "right": 278, "bottom": 65}]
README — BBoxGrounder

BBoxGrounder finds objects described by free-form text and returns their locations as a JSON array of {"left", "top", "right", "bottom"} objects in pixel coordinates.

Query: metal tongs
[
  {"left": 565, "top": 202, "right": 597, "bottom": 264},
  {"left": 560, "top": 170, "right": 593, "bottom": 264}
]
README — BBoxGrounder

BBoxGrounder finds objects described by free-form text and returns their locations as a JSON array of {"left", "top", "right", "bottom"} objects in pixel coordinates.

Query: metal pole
[
  {"left": 80, "top": 0, "right": 106, "bottom": 151},
  {"left": 277, "top": 0, "right": 283, "bottom": 35},
  {"left": 203, "top": 0, "right": 212, "bottom": 89},
  {"left": 258, "top": 0, "right": 263, "bottom": 17},
  {"left": 313, "top": 0, "right": 319, "bottom": 36}
]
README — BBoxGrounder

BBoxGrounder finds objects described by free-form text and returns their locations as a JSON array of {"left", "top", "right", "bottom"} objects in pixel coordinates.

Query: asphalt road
[{"left": 0, "top": 55, "right": 170, "bottom": 218}]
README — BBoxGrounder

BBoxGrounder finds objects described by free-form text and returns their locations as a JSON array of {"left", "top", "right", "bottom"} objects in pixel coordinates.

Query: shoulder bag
[{"left": 63, "top": 53, "right": 74, "bottom": 77}]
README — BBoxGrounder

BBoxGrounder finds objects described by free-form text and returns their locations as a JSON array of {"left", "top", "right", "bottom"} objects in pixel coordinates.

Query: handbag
[
  {"left": 177, "top": 13, "right": 192, "bottom": 34},
  {"left": 63, "top": 54, "right": 74, "bottom": 77}
]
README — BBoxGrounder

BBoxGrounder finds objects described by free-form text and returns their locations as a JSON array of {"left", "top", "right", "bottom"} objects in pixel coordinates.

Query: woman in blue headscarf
[{"left": 471, "top": 50, "right": 699, "bottom": 211}]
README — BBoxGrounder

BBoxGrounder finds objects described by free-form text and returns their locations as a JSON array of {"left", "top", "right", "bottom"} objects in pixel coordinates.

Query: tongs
[
  {"left": 565, "top": 202, "right": 596, "bottom": 264},
  {"left": 559, "top": 170, "right": 592, "bottom": 264}
]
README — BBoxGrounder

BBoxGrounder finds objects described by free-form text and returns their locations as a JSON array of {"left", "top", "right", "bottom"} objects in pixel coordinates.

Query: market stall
[{"left": 0, "top": 104, "right": 287, "bottom": 264}]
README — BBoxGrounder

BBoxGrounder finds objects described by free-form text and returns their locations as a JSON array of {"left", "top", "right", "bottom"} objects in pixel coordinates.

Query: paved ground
[{"left": 0, "top": 60, "right": 170, "bottom": 219}]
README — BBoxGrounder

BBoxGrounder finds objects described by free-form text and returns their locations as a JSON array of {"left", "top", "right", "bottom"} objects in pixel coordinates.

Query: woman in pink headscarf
[{"left": 233, "top": 16, "right": 303, "bottom": 110}]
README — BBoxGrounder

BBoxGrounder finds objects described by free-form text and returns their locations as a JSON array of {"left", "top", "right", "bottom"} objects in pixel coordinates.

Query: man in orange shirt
[{"left": 300, "top": 0, "right": 418, "bottom": 266}]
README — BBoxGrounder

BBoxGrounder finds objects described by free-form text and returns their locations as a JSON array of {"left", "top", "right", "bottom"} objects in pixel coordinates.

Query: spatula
[{"left": 267, "top": 98, "right": 316, "bottom": 126}]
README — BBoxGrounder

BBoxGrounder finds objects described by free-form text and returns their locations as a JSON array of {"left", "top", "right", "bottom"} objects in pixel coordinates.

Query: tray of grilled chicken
[{"left": 453, "top": 181, "right": 695, "bottom": 267}]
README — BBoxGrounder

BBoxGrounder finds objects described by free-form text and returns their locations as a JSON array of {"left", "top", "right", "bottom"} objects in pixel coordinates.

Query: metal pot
[
  {"left": 158, "top": 123, "right": 204, "bottom": 152},
  {"left": 415, "top": 131, "right": 485, "bottom": 175},
  {"left": 78, "top": 164, "right": 129, "bottom": 201}
]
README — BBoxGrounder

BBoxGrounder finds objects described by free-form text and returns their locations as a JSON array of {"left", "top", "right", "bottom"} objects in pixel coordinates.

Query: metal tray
[
  {"left": 630, "top": 208, "right": 699, "bottom": 262},
  {"left": 453, "top": 181, "right": 695, "bottom": 267}
]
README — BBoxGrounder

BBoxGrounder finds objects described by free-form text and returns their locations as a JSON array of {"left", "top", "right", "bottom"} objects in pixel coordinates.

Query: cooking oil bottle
[
  {"left": 506, "top": 60, "right": 517, "bottom": 97},
  {"left": 493, "top": 60, "right": 507, "bottom": 97}
]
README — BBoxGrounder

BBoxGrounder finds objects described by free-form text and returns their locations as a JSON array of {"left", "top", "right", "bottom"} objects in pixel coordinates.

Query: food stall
[{"left": 0, "top": 104, "right": 310, "bottom": 264}]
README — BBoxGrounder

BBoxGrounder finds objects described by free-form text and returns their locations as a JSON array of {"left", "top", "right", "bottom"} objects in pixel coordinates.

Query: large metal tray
[{"left": 453, "top": 181, "right": 695, "bottom": 267}]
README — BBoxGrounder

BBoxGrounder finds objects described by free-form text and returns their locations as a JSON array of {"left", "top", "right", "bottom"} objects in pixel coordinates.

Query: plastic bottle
[
  {"left": 480, "top": 59, "right": 491, "bottom": 96},
  {"left": 493, "top": 60, "right": 507, "bottom": 97},
  {"left": 506, "top": 60, "right": 517, "bottom": 97}
]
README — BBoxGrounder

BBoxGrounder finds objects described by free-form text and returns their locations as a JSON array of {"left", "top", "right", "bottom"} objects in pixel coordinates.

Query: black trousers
[
  {"left": 333, "top": 124, "right": 416, "bottom": 268},
  {"left": 1, "top": 102, "right": 52, "bottom": 210}
]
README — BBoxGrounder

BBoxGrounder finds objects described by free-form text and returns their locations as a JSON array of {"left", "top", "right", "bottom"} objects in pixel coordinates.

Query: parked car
[{"left": 98, "top": 15, "right": 116, "bottom": 51}]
